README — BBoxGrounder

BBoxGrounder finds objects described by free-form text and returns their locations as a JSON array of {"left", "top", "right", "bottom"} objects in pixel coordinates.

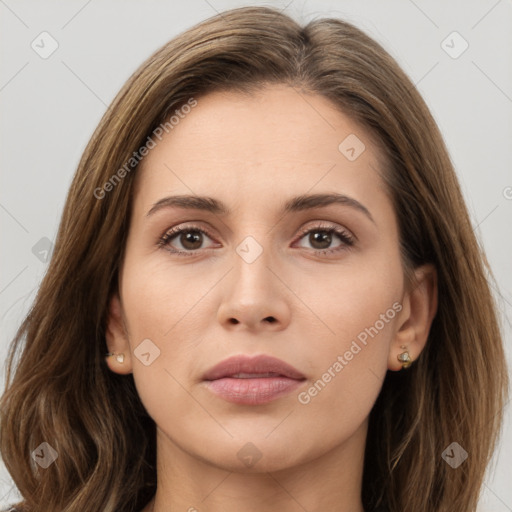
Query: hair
[{"left": 0, "top": 5, "right": 508, "bottom": 512}]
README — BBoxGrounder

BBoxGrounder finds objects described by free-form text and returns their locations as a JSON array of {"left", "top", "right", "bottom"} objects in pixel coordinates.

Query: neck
[{"left": 145, "top": 421, "right": 368, "bottom": 512}]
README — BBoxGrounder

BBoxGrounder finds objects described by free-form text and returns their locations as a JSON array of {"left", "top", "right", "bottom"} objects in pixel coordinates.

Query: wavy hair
[{"left": 1, "top": 6, "right": 508, "bottom": 512}]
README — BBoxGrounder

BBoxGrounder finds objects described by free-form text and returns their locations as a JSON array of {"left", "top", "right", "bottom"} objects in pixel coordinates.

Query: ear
[
  {"left": 388, "top": 264, "right": 438, "bottom": 371},
  {"left": 105, "top": 293, "right": 133, "bottom": 374}
]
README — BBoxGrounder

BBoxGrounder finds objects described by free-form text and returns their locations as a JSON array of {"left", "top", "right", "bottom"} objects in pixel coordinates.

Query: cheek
[
  {"left": 299, "top": 304, "right": 398, "bottom": 400},
  {"left": 119, "top": 263, "right": 201, "bottom": 427},
  {"left": 121, "top": 255, "right": 204, "bottom": 339},
  {"left": 301, "top": 247, "right": 402, "bottom": 344},
  {"left": 118, "top": 256, "right": 217, "bottom": 400},
  {"left": 298, "top": 281, "right": 399, "bottom": 416},
  {"left": 293, "top": 249, "right": 402, "bottom": 413}
]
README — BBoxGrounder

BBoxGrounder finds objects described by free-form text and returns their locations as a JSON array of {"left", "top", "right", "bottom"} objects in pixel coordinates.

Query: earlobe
[
  {"left": 388, "top": 264, "right": 438, "bottom": 371},
  {"left": 105, "top": 294, "right": 133, "bottom": 374}
]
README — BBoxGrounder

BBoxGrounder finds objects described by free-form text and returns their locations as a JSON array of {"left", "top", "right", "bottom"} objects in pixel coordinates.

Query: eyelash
[{"left": 157, "top": 222, "right": 355, "bottom": 257}]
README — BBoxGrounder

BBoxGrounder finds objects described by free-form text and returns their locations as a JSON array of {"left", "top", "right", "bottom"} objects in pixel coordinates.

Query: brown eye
[
  {"left": 294, "top": 225, "right": 354, "bottom": 255},
  {"left": 308, "top": 230, "right": 333, "bottom": 250},
  {"left": 158, "top": 225, "right": 217, "bottom": 255},
  {"left": 175, "top": 230, "right": 204, "bottom": 250}
]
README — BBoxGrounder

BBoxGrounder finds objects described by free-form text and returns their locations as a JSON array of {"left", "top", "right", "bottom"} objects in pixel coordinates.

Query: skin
[{"left": 106, "top": 84, "right": 437, "bottom": 512}]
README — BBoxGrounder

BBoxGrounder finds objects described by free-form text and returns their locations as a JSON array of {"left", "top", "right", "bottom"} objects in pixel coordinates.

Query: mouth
[
  {"left": 229, "top": 372, "right": 282, "bottom": 378},
  {"left": 202, "top": 354, "right": 306, "bottom": 405}
]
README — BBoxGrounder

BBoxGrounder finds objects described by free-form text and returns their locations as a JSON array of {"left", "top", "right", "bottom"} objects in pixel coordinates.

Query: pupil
[
  {"left": 310, "top": 231, "right": 331, "bottom": 249},
  {"left": 182, "top": 231, "right": 202, "bottom": 250}
]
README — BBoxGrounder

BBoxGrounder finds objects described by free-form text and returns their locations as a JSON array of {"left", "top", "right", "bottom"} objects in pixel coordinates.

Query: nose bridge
[
  {"left": 217, "top": 230, "right": 291, "bottom": 330},
  {"left": 232, "top": 232, "right": 277, "bottom": 307},
  {"left": 234, "top": 235, "right": 273, "bottom": 298}
]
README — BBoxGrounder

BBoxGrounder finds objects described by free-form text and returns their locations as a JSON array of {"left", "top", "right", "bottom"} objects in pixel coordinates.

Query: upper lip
[{"left": 202, "top": 354, "right": 306, "bottom": 381}]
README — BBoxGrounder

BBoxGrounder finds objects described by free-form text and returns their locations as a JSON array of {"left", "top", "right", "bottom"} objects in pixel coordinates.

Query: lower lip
[{"left": 204, "top": 376, "right": 304, "bottom": 405}]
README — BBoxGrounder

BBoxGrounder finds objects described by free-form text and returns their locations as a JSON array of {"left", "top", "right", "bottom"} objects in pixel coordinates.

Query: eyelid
[
  {"left": 158, "top": 222, "right": 218, "bottom": 249},
  {"left": 293, "top": 220, "right": 356, "bottom": 242}
]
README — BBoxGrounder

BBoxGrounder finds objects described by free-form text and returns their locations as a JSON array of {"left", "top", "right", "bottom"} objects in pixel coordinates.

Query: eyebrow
[{"left": 146, "top": 193, "right": 375, "bottom": 223}]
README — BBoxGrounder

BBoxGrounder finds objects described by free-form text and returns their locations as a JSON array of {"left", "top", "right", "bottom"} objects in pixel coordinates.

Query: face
[{"left": 106, "top": 84, "right": 422, "bottom": 473}]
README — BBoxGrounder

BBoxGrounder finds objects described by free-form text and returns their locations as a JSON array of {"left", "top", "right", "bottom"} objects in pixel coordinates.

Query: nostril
[{"left": 227, "top": 317, "right": 275, "bottom": 325}]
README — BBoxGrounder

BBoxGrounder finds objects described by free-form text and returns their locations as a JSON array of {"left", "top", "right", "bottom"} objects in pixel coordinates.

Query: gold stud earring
[
  {"left": 106, "top": 352, "right": 125, "bottom": 363},
  {"left": 397, "top": 345, "right": 412, "bottom": 369}
]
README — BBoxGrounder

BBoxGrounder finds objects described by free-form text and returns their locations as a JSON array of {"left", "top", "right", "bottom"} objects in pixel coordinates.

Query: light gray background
[{"left": 1, "top": 0, "right": 511, "bottom": 509}]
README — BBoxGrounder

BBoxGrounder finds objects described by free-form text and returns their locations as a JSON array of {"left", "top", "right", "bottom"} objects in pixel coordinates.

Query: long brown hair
[{"left": 1, "top": 6, "right": 508, "bottom": 512}]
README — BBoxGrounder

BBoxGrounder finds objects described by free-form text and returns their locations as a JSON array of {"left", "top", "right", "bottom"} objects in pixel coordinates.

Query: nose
[{"left": 217, "top": 243, "right": 291, "bottom": 332}]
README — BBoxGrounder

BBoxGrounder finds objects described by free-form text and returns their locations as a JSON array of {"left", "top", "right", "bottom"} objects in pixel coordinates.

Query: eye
[
  {"left": 158, "top": 222, "right": 355, "bottom": 257},
  {"left": 158, "top": 224, "right": 218, "bottom": 256},
  {"left": 293, "top": 223, "right": 355, "bottom": 255}
]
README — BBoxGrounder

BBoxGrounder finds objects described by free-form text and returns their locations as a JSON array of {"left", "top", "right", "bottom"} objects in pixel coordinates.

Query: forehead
[{"left": 133, "top": 85, "right": 387, "bottom": 215}]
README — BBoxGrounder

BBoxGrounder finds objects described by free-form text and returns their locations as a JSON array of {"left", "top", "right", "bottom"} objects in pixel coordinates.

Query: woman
[{"left": 0, "top": 6, "right": 508, "bottom": 512}]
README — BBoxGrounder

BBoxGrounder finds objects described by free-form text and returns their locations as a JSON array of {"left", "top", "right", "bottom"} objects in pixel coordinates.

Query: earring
[
  {"left": 397, "top": 345, "right": 412, "bottom": 369},
  {"left": 106, "top": 352, "right": 125, "bottom": 363}
]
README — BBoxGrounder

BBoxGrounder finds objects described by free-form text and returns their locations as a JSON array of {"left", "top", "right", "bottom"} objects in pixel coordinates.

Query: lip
[
  {"left": 202, "top": 354, "right": 306, "bottom": 405},
  {"left": 203, "top": 354, "right": 306, "bottom": 381}
]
